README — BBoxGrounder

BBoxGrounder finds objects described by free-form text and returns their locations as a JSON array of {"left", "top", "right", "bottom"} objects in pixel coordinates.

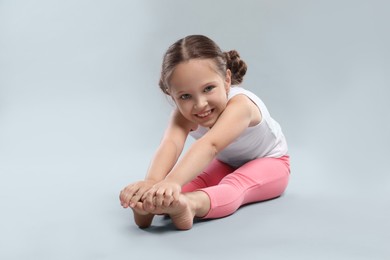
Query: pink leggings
[{"left": 182, "top": 155, "right": 290, "bottom": 219}]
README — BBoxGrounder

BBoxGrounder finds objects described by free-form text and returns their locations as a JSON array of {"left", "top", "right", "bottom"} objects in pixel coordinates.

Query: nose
[{"left": 194, "top": 96, "right": 208, "bottom": 111}]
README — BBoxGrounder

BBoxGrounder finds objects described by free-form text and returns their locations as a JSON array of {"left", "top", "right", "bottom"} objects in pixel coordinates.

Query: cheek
[
  {"left": 218, "top": 93, "right": 229, "bottom": 105},
  {"left": 176, "top": 102, "right": 192, "bottom": 113}
]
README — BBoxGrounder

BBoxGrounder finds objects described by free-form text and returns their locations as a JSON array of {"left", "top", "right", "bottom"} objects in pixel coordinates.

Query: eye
[
  {"left": 179, "top": 94, "right": 191, "bottom": 100},
  {"left": 204, "top": 85, "right": 215, "bottom": 93}
]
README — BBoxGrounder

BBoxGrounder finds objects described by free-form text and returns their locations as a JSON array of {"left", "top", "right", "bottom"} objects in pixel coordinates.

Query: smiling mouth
[{"left": 196, "top": 109, "right": 213, "bottom": 118}]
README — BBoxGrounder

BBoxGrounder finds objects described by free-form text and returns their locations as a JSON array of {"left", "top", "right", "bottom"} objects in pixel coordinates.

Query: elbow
[
  {"left": 196, "top": 139, "right": 219, "bottom": 158},
  {"left": 210, "top": 142, "right": 220, "bottom": 157}
]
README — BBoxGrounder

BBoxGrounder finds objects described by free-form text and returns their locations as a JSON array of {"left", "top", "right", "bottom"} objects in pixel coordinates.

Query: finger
[
  {"left": 120, "top": 189, "right": 134, "bottom": 207},
  {"left": 129, "top": 190, "right": 144, "bottom": 207},
  {"left": 132, "top": 186, "right": 149, "bottom": 202},
  {"left": 120, "top": 188, "right": 132, "bottom": 203},
  {"left": 119, "top": 190, "right": 126, "bottom": 205},
  {"left": 164, "top": 188, "right": 174, "bottom": 203},
  {"left": 155, "top": 189, "right": 166, "bottom": 207},
  {"left": 163, "top": 194, "right": 174, "bottom": 207},
  {"left": 140, "top": 190, "right": 150, "bottom": 201},
  {"left": 124, "top": 188, "right": 140, "bottom": 207},
  {"left": 172, "top": 190, "right": 180, "bottom": 201},
  {"left": 133, "top": 201, "right": 147, "bottom": 214},
  {"left": 121, "top": 185, "right": 137, "bottom": 201},
  {"left": 143, "top": 190, "right": 156, "bottom": 210}
]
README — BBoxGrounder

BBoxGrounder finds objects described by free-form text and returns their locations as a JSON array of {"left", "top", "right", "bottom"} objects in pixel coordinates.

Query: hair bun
[{"left": 224, "top": 50, "right": 247, "bottom": 85}]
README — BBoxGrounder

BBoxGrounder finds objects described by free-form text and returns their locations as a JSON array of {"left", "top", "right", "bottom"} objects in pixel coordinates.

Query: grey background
[{"left": 1, "top": 0, "right": 389, "bottom": 259}]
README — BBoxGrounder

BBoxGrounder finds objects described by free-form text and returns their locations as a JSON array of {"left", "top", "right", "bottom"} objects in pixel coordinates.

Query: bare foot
[
  {"left": 139, "top": 191, "right": 210, "bottom": 230},
  {"left": 161, "top": 194, "right": 196, "bottom": 230},
  {"left": 131, "top": 202, "right": 154, "bottom": 229}
]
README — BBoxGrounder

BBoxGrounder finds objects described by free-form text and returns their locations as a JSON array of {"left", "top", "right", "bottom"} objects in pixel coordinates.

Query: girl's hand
[
  {"left": 119, "top": 180, "right": 156, "bottom": 209},
  {"left": 142, "top": 181, "right": 181, "bottom": 210}
]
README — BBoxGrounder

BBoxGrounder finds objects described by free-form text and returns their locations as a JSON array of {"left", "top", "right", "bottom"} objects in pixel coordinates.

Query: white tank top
[{"left": 189, "top": 86, "right": 288, "bottom": 167}]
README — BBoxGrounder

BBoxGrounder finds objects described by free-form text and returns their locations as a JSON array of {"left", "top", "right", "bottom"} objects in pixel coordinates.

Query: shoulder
[
  {"left": 228, "top": 86, "right": 260, "bottom": 101},
  {"left": 226, "top": 90, "right": 262, "bottom": 127},
  {"left": 169, "top": 109, "right": 198, "bottom": 132},
  {"left": 228, "top": 93, "right": 253, "bottom": 106},
  {"left": 162, "top": 109, "right": 197, "bottom": 146}
]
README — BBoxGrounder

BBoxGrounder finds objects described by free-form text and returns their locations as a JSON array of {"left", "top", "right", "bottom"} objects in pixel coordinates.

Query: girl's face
[{"left": 168, "top": 59, "right": 231, "bottom": 128}]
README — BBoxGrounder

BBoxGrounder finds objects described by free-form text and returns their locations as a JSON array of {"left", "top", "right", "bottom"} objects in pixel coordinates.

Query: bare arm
[
  {"left": 120, "top": 109, "right": 195, "bottom": 207},
  {"left": 143, "top": 95, "right": 262, "bottom": 208},
  {"left": 145, "top": 110, "right": 195, "bottom": 182},
  {"left": 165, "top": 94, "right": 260, "bottom": 185}
]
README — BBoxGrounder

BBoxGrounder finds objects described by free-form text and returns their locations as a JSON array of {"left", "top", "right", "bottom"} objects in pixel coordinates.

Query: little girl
[{"left": 120, "top": 35, "right": 290, "bottom": 230}]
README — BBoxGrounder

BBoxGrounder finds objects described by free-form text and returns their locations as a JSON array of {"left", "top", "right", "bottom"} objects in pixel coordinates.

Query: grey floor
[{"left": 1, "top": 1, "right": 389, "bottom": 259}]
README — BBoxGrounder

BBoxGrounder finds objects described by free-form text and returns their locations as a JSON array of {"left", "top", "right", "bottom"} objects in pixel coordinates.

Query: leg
[
  {"left": 151, "top": 156, "right": 289, "bottom": 229},
  {"left": 182, "top": 158, "right": 235, "bottom": 192},
  {"left": 201, "top": 155, "right": 290, "bottom": 219}
]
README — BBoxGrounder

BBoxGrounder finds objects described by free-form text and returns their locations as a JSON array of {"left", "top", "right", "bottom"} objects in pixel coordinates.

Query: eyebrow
[
  {"left": 174, "top": 90, "right": 188, "bottom": 96},
  {"left": 201, "top": 81, "right": 218, "bottom": 88},
  {"left": 173, "top": 81, "right": 219, "bottom": 96}
]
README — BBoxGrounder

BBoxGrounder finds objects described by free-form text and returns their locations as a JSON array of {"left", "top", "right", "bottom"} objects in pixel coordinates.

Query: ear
[{"left": 224, "top": 69, "right": 232, "bottom": 93}]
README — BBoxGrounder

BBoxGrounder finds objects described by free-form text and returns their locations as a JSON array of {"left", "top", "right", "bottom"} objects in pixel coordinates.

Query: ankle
[{"left": 186, "top": 191, "right": 210, "bottom": 218}]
